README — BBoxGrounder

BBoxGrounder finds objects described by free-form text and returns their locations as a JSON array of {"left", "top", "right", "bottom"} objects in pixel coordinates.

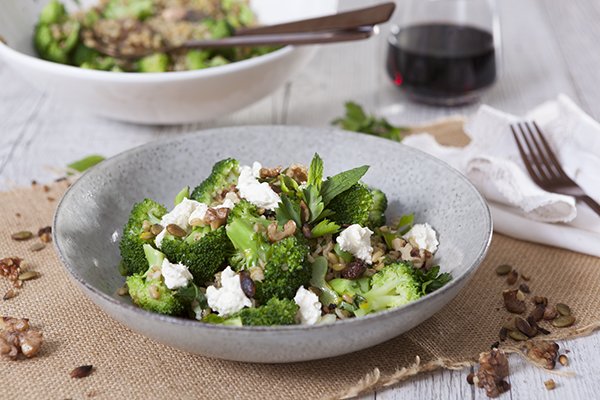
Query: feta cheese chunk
[
  {"left": 336, "top": 224, "right": 374, "bottom": 264},
  {"left": 294, "top": 286, "right": 322, "bottom": 325},
  {"left": 155, "top": 198, "right": 200, "bottom": 248},
  {"left": 403, "top": 223, "right": 438, "bottom": 253},
  {"left": 160, "top": 258, "right": 193, "bottom": 290},
  {"left": 206, "top": 267, "right": 252, "bottom": 316},
  {"left": 236, "top": 162, "right": 280, "bottom": 210}
]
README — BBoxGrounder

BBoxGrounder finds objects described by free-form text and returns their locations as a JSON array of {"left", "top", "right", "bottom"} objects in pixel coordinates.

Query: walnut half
[{"left": 0, "top": 317, "right": 43, "bottom": 360}]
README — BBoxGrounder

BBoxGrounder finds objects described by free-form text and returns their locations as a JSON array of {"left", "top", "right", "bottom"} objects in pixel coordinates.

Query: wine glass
[{"left": 386, "top": 0, "right": 501, "bottom": 106}]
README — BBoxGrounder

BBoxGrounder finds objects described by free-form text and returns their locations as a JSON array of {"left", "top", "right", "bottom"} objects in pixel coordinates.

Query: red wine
[{"left": 386, "top": 23, "right": 496, "bottom": 105}]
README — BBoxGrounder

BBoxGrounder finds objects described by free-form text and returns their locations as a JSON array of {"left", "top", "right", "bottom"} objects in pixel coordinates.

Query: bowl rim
[
  {"left": 53, "top": 125, "right": 493, "bottom": 332},
  {"left": 0, "top": 39, "right": 295, "bottom": 82}
]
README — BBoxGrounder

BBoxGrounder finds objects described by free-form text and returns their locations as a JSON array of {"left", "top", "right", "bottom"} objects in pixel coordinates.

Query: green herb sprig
[{"left": 332, "top": 102, "right": 408, "bottom": 142}]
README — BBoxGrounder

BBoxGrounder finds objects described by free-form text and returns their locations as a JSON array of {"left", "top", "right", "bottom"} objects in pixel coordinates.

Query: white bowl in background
[{"left": 0, "top": 0, "right": 338, "bottom": 124}]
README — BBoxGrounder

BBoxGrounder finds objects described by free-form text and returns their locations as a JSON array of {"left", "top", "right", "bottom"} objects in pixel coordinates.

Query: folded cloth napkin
[{"left": 403, "top": 95, "right": 600, "bottom": 257}]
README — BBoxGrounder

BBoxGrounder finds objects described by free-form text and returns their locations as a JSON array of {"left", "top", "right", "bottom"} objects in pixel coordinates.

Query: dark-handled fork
[{"left": 510, "top": 121, "right": 600, "bottom": 216}]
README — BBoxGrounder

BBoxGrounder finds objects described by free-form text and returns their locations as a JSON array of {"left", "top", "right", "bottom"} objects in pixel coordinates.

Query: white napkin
[{"left": 403, "top": 95, "right": 600, "bottom": 257}]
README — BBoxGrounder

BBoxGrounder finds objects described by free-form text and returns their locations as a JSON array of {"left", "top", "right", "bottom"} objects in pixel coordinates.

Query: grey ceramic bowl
[{"left": 53, "top": 126, "right": 492, "bottom": 363}]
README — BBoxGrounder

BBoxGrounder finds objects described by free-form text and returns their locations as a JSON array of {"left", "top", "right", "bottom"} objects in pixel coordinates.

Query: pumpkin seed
[
  {"left": 29, "top": 242, "right": 46, "bottom": 252},
  {"left": 499, "top": 327, "right": 508, "bottom": 341},
  {"left": 18, "top": 271, "right": 40, "bottom": 281},
  {"left": 70, "top": 365, "right": 93, "bottom": 379},
  {"left": 543, "top": 306, "right": 558, "bottom": 320},
  {"left": 148, "top": 285, "right": 160, "bottom": 299},
  {"left": 150, "top": 224, "right": 164, "bottom": 236},
  {"left": 516, "top": 290, "right": 526, "bottom": 301},
  {"left": 502, "top": 317, "right": 517, "bottom": 330},
  {"left": 556, "top": 303, "right": 571, "bottom": 316},
  {"left": 552, "top": 315, "right": 575, "bottom": 328},
  {"left": 116, "top": 286, "right": 128, "bottom": 296},
  {"left": 533, "top": 296, "right": 548, "bottom": 306},
  {"left": 495, "top": 264, "right": 512, "bottom": 276},
  {"left": 509, "top": 330, "right": 529, "bottom": 341},
  {"left": 139, "top": 231, "right": 155, "bottom": 240},
  {"left": 166, "top": 224, "right": 186, "bottom": 238},
  {"left": 516, "top": 317, "right": 537, "bottom": 337},
  {"left": 11, "top": 231, "right": 33, "bottom": 241},
  {"left": 507, "top": 270, "right": 519, "bottom": 285},
  {"left": 558, "top": 354, "right": 568, "bottom": 366},
  {"left": 519, "top": 283, "right": 530, "bottom": 293},
  {"left": 142, "top": 220, "right": 151, "bottom": 231},
  {"left": 3, "top": 289, "right": 16, "bottom": 301}
]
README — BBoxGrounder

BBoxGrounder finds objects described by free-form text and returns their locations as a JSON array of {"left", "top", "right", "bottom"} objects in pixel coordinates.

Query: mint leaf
[
  {"left": 396, "top": 213, "right": 414, "bottom": 235},
  {"left": 307, "top": 153, "right": 324, "bottom": 190},
  {"left": 321, "top": 165, "right": 369, "bottom": 205},
  {"left": 311, "top": 219, "right": 340, "bottom": 238},
  {"left": 302, "top": 185, "right": 324, "bottom": 223},
  {"left": 412, "top": 265, "right": 452, "bottom": 295},
  {"left": 67, "top": 154, "right": 105, "bottom": 173},
  {"left": 276, "top": 194, "right": 302, "bottom": 227}
]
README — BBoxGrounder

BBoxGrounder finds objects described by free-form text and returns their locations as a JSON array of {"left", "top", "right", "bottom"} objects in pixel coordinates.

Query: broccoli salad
[
  {"left": 118, "top": 155, "right": 452, "bottom": 326},
  {"left": 33, "top": 0, "right": 276, "bottom": 72}
]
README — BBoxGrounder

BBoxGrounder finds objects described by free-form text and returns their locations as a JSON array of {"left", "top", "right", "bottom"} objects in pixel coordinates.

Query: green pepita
[
  {"left": 29, "top": 242, "right": 46, "bottom": 252},
  {"left": 18, "top": 271, "right": 40, "bottom": 281},
  {"left": 150, "top": 224, "right": 164, "bottom": 236},
  {"left": 495, "top": 264, "right": 512, "bottom": 276},
  {"left": 11, "top": 231, "right": 33, "bottom": 241},
  {"left": 556, "top": 303, "right": 571, "bottom": 316},
  {"left": 552, "top": 315, "right": 575, "bottom": 328},
  {"left": 508, "top": 330, "right": 528, "bottom": 341},
  {"left": 166, "top": 224, "right": 186, "bottom": 238},
  {"left": 139, "top": 231, "right": 155, "bottom": 241}
]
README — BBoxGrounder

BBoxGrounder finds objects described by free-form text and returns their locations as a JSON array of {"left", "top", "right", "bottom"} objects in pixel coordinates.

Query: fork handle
[{"left": 580, "top": 195, "right": 600, "bottom": 216}]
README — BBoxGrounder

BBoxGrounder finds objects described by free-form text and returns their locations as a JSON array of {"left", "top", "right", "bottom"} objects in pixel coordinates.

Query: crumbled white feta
[
  {"left": 402, "top": 223, "right": 439, "bottom": 253},
  {"left": 336, "top": 224, "right": 374, "bottom": 264},
  {"left": 160, "top": 258, "right": 193, "bottom": 290},
  {"left": 205, "top": 266, "right": 252, "bottom": 316},
  {"left": 236, "top": 161, "right": 280, "bottom": 210},
  {"left": 294, "top": 286, "right": 322, "bottom": 325},
  {"left": 155, "top": 198, "right": 200, "bottom": 248}
]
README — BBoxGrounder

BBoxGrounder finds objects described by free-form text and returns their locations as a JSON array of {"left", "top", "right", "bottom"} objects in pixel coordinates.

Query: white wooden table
[{"left": 1, "top": 0, "right": 599, "bottom": 398}]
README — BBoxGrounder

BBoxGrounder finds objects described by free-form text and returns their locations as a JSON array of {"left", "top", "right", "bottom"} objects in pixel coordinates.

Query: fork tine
[
  {"left": 523, "top": 122, "right": 561, "bottom": 180},
  {"left": 516, "top": 122, "right": 552, "bottom": 182},
  {"left": 510, "top": 124, "right": 543, "bottom": 185},
  {"left": 531, "top": 121, "right": 573, "bottom": 182}
]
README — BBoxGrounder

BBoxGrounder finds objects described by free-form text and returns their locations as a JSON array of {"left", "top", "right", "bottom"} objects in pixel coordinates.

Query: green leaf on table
[
  {"left": 320, "top": 165, "right": 369, "bottom": 205},
  {"left": 332, "top": 101, "right": 408, "bottom": 142},
  {"left": 67, "top": 154, "right": 105, "bottom": 173}
]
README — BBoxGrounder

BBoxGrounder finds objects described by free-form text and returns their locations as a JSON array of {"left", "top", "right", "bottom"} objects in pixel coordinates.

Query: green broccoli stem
[{"left": 143, "top": 244, "right": 164, "bottom": 270}]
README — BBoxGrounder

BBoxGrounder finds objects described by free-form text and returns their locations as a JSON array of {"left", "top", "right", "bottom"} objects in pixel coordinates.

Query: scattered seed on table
[
  {"left": 533, "top": 296, "right": 548, "bottom": 306},
  {"left": 509, "top": 330, "right": 528, "bottom": 341},
  {"left": 553, "top": 315, "right": 576, "bottom": 328},
  {"left": 506, "top": 270, "right": 519, "bottom": 285},
  {"left": 558, "top": 354, "right": 568, "bottom": 366},
  {"left": 18, "top": 271, "right": 40, "bottom": 281},
  {"left": 519, "top": 283, "right": 530, "bottom": 293},
  {"left": 537, "top": 326, "right": 551, "bottom": 335},
  {"left": 499, "top": 327, "right": 508, "bottom": 341},
  {"left": 70, "top": 365, "right": 93, "bottom": 379},
  {"left": 556, "top": 303, "right": 571, "bottom": 316},
  {"left": 544, "top": 379, "right": 556, "bottom": 390},
  {"left": 495, "top": 264, "right": 512, "bottom": 276},
  {"left": 516, "top": 317, "right": 537, "bottom": 337},
  {"left": 3, "top": 289, "right": 16, "bottom": 300},
  {"left": 543, "top": 306, "right": 558, "bottom": 320},
  {"left": 11, "top": 231, "right": 33, "bottom": 241},
  {"left": 466, "top": 373, "right": 475, "bottom": 385},
  {"left": 29, "top": 242, "right": 46, "bottom": 252},
  {"left": 521, "top": 273, "right": 530, "bottom": 281},
  {"left": 516, "top": 290, "right": 526, "bottom": 301}
]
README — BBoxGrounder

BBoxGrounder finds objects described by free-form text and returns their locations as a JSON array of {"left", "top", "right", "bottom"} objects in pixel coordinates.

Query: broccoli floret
[
  {"left": 368, "top": 188, "right": 388, "bottom": 228},
  {"left": 161, "top": 226, "right": 232, "bottom": 285},
  {"left": 353, "top": 262, "right": 422, "bottom": 317},
  {"left": 138, "top": 53, "right": 169, "bottom": 72},
  {"left": 125, "top": 244, "right": 184, "bottom": 315},
  {"left": 191, "top": 159, "right": 240, "bottom": 205},
  {"left": 328, "top": 184, "right": 388, "bottom": 229},
  {"left": 38, "top": 0, "right": 67, "bottom": 25},
  {"left": 328, "top": 183, "right": 373, "bottom": 227},
  {"left": 225, "top": 201, "right": 270, "bottom": 270},
  {"left": 119, "top": 199, "right": 167, "bottom": 276},
  {"left": 103, "top": 0, "right": 155, "bottom": 20},
  {"left": 236, "top": 298, "right": 298, "bottom": 326},
  {"left": 254, "top": 237, "right": 311, "bottom": 303}
]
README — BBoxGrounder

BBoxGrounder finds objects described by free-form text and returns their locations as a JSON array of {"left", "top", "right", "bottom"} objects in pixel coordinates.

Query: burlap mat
[{"left": 1, "top": 122, "right": 599, "bottom": 400}]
